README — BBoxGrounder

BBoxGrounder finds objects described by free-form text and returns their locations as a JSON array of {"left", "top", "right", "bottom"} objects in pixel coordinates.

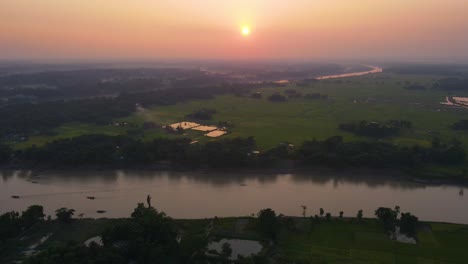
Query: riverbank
[{"left": 3, "top": 216, "right": 468, "bottom": 263}]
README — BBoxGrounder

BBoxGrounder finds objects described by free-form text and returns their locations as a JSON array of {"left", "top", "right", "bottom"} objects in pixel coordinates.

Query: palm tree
[
  {"left": 357, "top": 209, "right": 363, "bottom": 221},
  {"left": 300, "top": 205, "right": 307, "bottom": 218}
]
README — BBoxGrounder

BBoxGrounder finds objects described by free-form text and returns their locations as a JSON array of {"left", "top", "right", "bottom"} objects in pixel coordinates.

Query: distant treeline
[
  {"left": 186, "top": 108, "right": 217, "bottom": 120},
  {"left": 387, "top": 64, "right": 467, "bottom": 75},
  {"left": 0, "top": 83, "right": 255, "bottom": 137},
  {"left": 1, "top": 134, "right": 464, "bottom": 169},
  {"left": 339, "top": 120, "right": 412, "bottom": 138},
  {"left": 295, "top": 136, "right": 465, "bottom": 167},
  {"left": 433, "top": 78, "right": 468, "bottom": 91},
  {"left": 404, "top": 84, "right": 426, "bottom": 91},
  {"left": 0, "top": 68, "right": 220, "bottom": 99},
  {"left": 267, "top": 90, "right": 328, "bottom": 102}
]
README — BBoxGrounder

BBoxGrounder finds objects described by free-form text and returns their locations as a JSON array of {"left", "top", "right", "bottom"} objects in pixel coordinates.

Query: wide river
[{"left": 1, "top": 170, "right": 466, "bottom": 224}]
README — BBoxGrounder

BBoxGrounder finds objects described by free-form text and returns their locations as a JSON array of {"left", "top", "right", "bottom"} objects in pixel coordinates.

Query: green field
[
  {"left": 138, "top": 73, "right": 468, "bottom": 150},
  {"left": 278, "top": 219, "right": 468, "bottom": 263},
  {"left": 12, "top": 72, "right": 468, "bottom": 175},
  {"left": 5, "top": 217, "right": 468, "bottom": 263}
]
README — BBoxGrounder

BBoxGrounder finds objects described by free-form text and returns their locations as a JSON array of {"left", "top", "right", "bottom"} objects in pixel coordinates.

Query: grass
[
  {"left": 278, "top": 219, "right": 468, "bottom": 263},
  {"left": 125, "top": 73, "right": 468, "bottom": 150}
]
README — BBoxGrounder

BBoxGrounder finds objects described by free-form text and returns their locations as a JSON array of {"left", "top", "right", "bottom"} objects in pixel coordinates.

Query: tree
[
  {"left": 268, "top": 93, "right": 287, "bottom": 102},
  {"left": 357, "top": 210, "right": 363, "bottom": 221},
  {"left": 339, "top": 211, "right": 344, "bottom": 218},
  {"left": 319, "top": 208, "right": 324, "bottom": 217},
  {"left": 21, "top": 205, "right": 45, "bottom": 227},
  {"left": 103, "top": 202, "right": 181, "bottom": 263},
  {"left": 400, "top": 212, "right": 419, "bottom": 237},
  {"left": 300, "top": 205, "right": 307, "bottom": 218},
  {"left": 325, "top": 213, "right": 331, "bottom": 221},
  {"left": 257, "top": 208, "right": 279, "bottom": 242},
  {"left": 55, "top": 208, "right": 75, "bottom": 223},
  {"left": 375, "top": 207, "right": 397, "bottom": 232},
  {"left": 0, "top": 211, "right": 21, "bottom": 239}
]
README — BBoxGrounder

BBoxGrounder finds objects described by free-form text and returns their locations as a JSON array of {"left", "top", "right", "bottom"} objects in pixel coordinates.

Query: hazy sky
[{"left": 1, "top": 0, "right": 467, "bottom": 62}]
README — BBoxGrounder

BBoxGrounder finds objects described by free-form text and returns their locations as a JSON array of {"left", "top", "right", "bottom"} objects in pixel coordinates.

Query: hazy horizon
[{"left": 1, "top": 0, "right": 468, "bottom": 62}]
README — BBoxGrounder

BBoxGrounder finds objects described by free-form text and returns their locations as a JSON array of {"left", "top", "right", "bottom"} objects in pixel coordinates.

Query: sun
[{"left": 241, "top": 26, "right": 250, "bottom": 36}]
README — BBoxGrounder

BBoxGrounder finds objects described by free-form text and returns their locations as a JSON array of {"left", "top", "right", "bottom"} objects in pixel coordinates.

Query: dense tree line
[
  {"left": 387, "top": 64, "right": 466, "bottom": 75},
  {"left": 295, "top": 136, "right": 465, "bottom": 168},
  {"left": 0, "top": 82, "right": 255, "bottom": 137},
  {"left": 268, "top": 93, "right": 287, "bottom": 102},
  {"left": 304, "top": 93, "right": 328, "bottom": 99},
  {"left": 339, "top": 120, "right": 412, "bottom": 138},
  {"left": 404, "top": 84, "right": 427, "bottom": 91},
  {"left": 1, "top": 134, "right": 463, "bottom": 169},
  {"left": 0, "top": 68, "right": 216, "bottom": 100},
  {"left": 433, "top": 78, "right": 468, "bottom": 91},
  {"left": 15, "top": 135, "right": 257, "bottom": 168},
  {"left": 186, "top": 108, "right": 217, "bottom": 120}
]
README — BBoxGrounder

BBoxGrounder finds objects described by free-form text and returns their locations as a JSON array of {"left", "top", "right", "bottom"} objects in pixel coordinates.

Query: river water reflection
[{"left": 0, "top": 170, "right": 466, "bottom": 223}]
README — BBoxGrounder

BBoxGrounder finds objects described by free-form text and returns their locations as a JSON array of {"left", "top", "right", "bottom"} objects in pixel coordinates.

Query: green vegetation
[
  {"left": 3, "top": 203, "right": 468, "bottom": 263},
  {"left": 5, "top": 72, "right": 468, "bottom": 177},
  {"left": 277, "top": 219, "right": 468, "bottom": 263}
]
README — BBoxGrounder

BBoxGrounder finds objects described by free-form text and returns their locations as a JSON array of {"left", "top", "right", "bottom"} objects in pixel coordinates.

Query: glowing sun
[{"left": 241, "top": 26, "right": 250, "bottom": 36}]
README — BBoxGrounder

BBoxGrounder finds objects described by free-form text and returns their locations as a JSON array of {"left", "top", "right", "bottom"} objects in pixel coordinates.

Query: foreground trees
[
  {"left": 23, "top": 203, "right": 202, "bottom": 264},
  {"left": 55, "top": 208, "right": 75, "bottom": 223},
  {"left": 102, "top": 203, "right": 181, "bottom": 263},
  {"left": 256, "top": 208, "right": 280, "bottom": 242},
  {"left": 375, "top": 206, "right": 419, "bottom": 238}
]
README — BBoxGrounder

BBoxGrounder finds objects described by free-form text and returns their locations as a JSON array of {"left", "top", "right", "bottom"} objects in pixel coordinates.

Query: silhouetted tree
[
  {"left": 55, "top": 208, "right": 75, "bottom": 223},
  {"left": 257, "top": 208, "right": 279, "bottom": 242},
  {"left": 375, "top": 207, "right": 397, "bottom": 232},
  {"left": 301, "top": 205, "right": 307, "bottom": 218},
  {"left": 357, "top": 210, "right": 363, "bottom": 221},
  {"left": 21, "top": 205, "right": 45, "bottom": 227},
  {"left": 400, "top": 212, "right": 419, "bottom": 237}
]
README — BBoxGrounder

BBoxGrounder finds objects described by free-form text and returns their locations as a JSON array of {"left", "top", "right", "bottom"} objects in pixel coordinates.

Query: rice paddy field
[{"left": 129, "top": 72, "right": 468, "bottom": 151}]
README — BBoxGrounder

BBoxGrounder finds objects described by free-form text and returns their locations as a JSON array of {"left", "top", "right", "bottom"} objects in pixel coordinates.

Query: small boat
[
  {"left": 11, "top": 195, "right": 20, "bottom": 199},
  {"left": 96, "top": 210, "right": 106, "bottom": 214},
  {"left": 86, "top": 196, "right": 95, "bottom": 200}
]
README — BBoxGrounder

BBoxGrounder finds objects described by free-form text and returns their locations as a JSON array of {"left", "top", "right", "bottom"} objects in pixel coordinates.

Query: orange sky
[{"left": 1, "top": 0, "right": 467, "bottom": 61}]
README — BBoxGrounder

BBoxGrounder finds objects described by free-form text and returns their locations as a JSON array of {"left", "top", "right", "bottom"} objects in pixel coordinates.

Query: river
[
  {"left": 316, "top": 66, "right": 383, "bottom": 80},
  {"left": 1, "top": 170, "right": 466, "bottom": 224}
]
